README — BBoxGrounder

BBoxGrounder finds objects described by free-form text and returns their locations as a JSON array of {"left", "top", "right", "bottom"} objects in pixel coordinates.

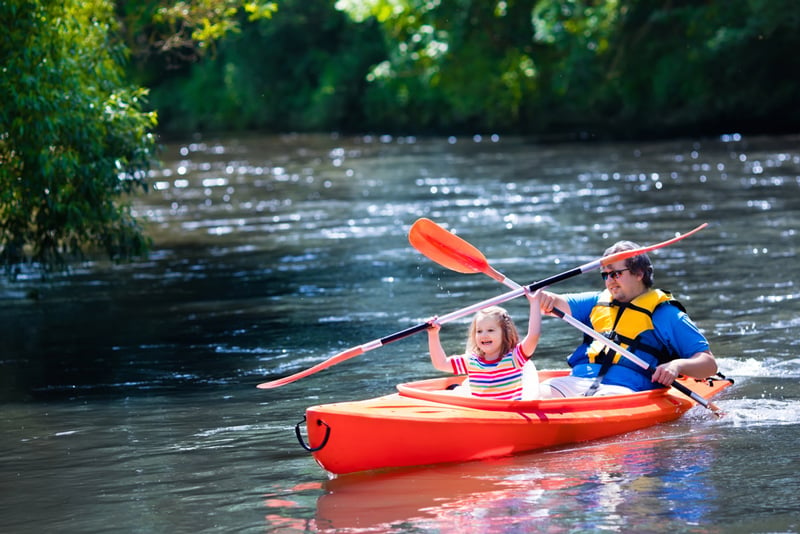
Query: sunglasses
[{"left": 601, "top": 268, "right": 630, "bottom": 281}]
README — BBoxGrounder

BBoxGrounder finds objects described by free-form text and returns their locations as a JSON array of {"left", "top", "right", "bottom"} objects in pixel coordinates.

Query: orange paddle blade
[
  {"left": 408, "top": 218, "right": 490, "bottom": 274},
  {"left": 257, "top": 346, "right": 365, "bottom": 389}
]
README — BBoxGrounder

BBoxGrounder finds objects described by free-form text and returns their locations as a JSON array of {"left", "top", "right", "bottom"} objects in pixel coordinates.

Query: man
[{"left": 538, "top": 240, "right": 718, "bottom": 398}]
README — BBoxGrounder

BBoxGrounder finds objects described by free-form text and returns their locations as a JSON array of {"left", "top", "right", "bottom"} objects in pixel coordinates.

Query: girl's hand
[
  {"left": 427, "top": 317, "right": 441, "bottom": 332},
  {"left": 524, "top": 287, "right": 543, "bottom": 303}
]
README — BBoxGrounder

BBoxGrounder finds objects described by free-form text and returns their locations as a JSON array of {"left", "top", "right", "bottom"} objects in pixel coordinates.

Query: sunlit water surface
[{"left": 1, "top": 133, "right": 798, "bottom": 533}]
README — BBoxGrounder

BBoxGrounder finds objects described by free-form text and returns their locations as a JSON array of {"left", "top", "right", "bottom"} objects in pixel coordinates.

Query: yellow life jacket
[{"left": 587, "top": 288, "right": 682, "bottom": 365}]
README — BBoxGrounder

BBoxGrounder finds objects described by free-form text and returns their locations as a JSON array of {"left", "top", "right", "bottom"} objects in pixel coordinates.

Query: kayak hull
[{"left": 303, "top": 370, "right": 732, "bottom": 475}]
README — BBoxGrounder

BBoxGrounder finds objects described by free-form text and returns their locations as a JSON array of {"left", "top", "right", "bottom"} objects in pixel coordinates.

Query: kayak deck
[{"left": 302, "top": 370, "right": 733, "bottom": 475}]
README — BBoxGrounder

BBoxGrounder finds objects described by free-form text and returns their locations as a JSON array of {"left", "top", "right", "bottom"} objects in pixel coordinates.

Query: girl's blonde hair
[{"left": 466, "top": 306, "right": 520, "bottom": 357}]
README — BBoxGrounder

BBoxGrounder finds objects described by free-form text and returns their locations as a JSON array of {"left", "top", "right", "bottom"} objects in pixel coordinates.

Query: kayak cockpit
[{"left": 396, "top": 370, "right": 730, "bottom": 413}]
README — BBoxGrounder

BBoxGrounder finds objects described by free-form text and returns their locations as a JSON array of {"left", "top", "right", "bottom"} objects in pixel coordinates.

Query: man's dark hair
[{"left": 603, "top": 240, "right": 654, "bottom": 287}]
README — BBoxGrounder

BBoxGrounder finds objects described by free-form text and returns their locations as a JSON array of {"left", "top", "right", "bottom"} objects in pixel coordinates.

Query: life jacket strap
[{"left": 584, "top": 339, "right": 620, "bottom": 397}]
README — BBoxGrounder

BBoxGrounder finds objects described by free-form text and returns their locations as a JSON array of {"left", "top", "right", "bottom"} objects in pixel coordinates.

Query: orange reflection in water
[{"left": 266, "top": 431, "right": 722, "bottom": 533}]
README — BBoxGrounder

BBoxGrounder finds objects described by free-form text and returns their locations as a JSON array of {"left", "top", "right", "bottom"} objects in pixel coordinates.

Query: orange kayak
[{"left": 299, "top": 370, "right": 733, "bottom": 475}]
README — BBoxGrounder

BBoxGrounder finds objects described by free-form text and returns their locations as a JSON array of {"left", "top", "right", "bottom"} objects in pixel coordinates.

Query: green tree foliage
[
  {"left": 129, "top": 0, "right": 800, "bottom": 137},
  {"left": 338, "top": 0, "right": 800, "bottom": 137},
  {"left": 0, "top": 0, "right": 158, "bottom": 272},
  {"left": 332, "top": 0, "right": 543, "bottom": 133},
  {"left": 532, "top": 0, "right": 800, "bottom": 136},
  {"left": 146, "top": 0, "right": 385, "bottom": 135},
  {"left": 116, "top": 0, "right": 278, "bottom": 76}
]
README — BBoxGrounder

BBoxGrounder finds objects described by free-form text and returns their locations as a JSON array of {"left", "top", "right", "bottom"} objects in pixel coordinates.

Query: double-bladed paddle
[
  {"left": 257, "top": 218, "right": 706, "bottom": 389},
  {"left": 409, "top": 218, "right": 722, "bottom": 415}
]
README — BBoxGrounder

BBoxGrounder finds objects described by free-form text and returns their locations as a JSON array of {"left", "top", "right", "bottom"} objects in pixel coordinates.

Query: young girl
[{"left": 427, "top": 290, "right": 542, "bottom": 400}]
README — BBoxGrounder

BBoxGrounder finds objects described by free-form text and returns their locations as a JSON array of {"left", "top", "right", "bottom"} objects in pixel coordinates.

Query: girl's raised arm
[
  {"left": 520, "top": 290, "right": 542, "bottom": 358},
  {"left": 427, "top": 319, "right": 453, "bottom": 372}
]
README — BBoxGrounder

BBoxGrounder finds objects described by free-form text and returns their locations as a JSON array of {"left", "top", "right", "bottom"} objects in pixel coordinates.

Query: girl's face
[{"left": 474, "top": 316, "right": 504, "bottom": 361}]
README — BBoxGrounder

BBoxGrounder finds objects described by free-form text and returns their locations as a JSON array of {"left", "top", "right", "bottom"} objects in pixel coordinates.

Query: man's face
[{"left": 601, "top": 260, "right": 645, "bottom": 302}]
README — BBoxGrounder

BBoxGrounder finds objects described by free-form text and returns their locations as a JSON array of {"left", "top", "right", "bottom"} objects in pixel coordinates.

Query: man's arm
[{"left": 651, "top": 350, "right": 718, "bottom": 386}]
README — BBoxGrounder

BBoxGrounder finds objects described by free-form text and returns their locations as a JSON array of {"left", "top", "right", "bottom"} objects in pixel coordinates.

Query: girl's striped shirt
[{"left": 447, "top": 345, "right": 529, "bottom": 400}]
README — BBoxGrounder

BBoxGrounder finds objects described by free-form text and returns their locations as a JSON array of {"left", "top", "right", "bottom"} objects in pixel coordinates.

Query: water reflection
[{"left": 262, "top": 431, "right": 724, "bottom": 533}]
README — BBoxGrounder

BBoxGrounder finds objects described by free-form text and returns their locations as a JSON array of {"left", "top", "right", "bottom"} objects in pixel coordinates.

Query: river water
[{"left": 1, "top": 133, "right": 798, "bottom": 533}]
